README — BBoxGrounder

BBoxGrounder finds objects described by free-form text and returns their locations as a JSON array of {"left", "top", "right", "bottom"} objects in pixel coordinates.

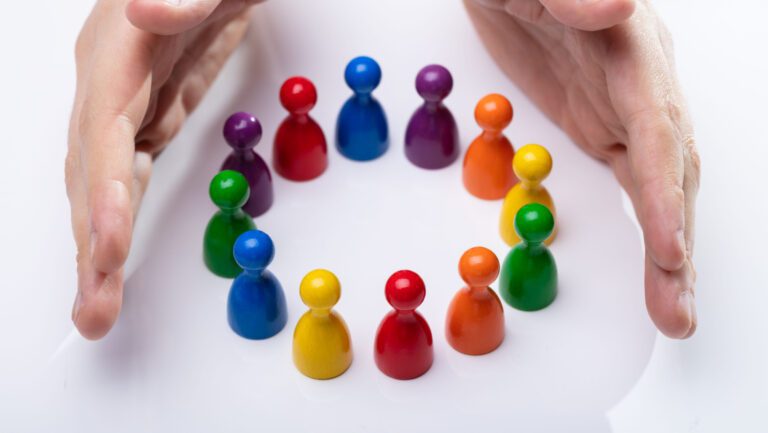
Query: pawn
[
  {"left": 292, "top": 269, "right": 353, "bottom": 380},
  {"left": 404, "top": 64, "right": 460, "bottom": 169},
  {"left": 446, "top": 247, "right": 505, "bottom": 355},
  {"left": 336, "top": 56, "right": 389, "bottom": 161},
  {"left": 221, "top": 112, "right": 274, "bottom": 217},
  {"left": 462, "top": 94, "right": 517, "bottom": 200},
  {"left": 227, "top": 230, "right": 288, "bottom": 339},
  {"left": 203, "top": 170, "right": 257, "bottom": 278},
  {"left": 274, "top": 77, "right": 329, "bottom": 181},
  {"left": 499, "top": 203, "right": 558, "bottom": 311},
  {"left": 500, "top": 144, "right": 556, "bottom": 246},
  {"left": 374, "top": 270, "right": 434, "bottom": 380}
]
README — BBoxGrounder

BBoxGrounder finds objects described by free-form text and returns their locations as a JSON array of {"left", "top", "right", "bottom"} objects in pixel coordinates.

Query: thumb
[
  {"left": 126, "top": 0, "right": 224, "bottom": 35},
  {"left": 539, "top": 0, "right": 636, "bottom": 31}
]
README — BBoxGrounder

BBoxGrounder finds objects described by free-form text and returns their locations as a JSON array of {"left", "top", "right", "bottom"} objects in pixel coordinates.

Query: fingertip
[
  {"left": 543, "top": 0, "right": 636, "bottom": 31},
  {"left": 90, "top": 180, "right": 133, "bottom": 274},
  {"left": 599, "top": 0, "right": 636, "bottom": 25},
  {"left": 76, "top": 305, "right": 119, "bottom": 340},
  {"left": 74, "top": 269, "right": 124, "bottom": 341},
  {"left": 645, "top": 256, "right": 697, "bottom": 339},
  {"left": 126, "top": 0, "right": 219, "bottom": 35}
]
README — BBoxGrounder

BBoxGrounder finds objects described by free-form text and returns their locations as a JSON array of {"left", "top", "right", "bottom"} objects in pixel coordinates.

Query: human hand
[
  {"left": 465, "top": 0, "right": 700, "bottom": 338},
  {"left": 66, "top": 0, "right": 260, "bottom": 340}
]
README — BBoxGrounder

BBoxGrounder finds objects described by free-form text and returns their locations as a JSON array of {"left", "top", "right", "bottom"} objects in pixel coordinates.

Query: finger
[
  {"left": 74, "top": 257, "right": 125, "bottom": 340},
  {"left": 605, "top": 18, "right": 687, "bottom": 272},
  {"left": 71, "top": 16, "right": 156, "bottom": 339},
  {"left": 66, "top": 123, "right": 126, "bottom": 340},
  {"left": 625, "top": 108, "right": 686, "bottom": 271},
  {"left": 609, "top": 149, "right": 696, "bottom": 339},
  {"left": 645, "top": 254, "right": 697, "bottom": 338},
  {"left": 126, "top": 0, "right": 259, "bottom": 35},
  {"left": 539, "top": 0, "right": 636, "bottom": 31}
]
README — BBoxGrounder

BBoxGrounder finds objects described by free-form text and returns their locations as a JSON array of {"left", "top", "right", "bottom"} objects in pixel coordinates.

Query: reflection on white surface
[{"left": 36, "top": 2, "right": 654, "bottom": 431}]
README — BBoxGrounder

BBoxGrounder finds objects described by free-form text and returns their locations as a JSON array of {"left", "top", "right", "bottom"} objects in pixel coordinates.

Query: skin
[{"left": 66, "top": 0, "right": 699, "bottom": 340}]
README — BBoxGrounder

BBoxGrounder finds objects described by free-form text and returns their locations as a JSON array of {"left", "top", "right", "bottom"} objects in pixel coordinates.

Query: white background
[{"left": 0, "top": 1, "right": 766, "bottom": 432}]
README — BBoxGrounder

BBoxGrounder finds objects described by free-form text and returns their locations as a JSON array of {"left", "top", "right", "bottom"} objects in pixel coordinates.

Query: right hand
[{"left": 66, "top": 0, "right": 260, "bottom": 340}]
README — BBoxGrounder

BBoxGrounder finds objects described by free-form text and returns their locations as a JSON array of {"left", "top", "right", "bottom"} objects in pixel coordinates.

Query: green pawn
[
  {"left": 499, "top": 203, "right": 558, "bottom": 311},
  {"left": 203, "top": 170, "right": 257, "bottom": 278}
]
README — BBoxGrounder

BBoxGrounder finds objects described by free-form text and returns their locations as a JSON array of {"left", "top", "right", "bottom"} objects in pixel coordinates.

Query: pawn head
[
  {"left": 209, "top": 170, "right": 250, "bottom": 210},
  {"left": 459, "top": 246, "right": 500, "bottom": 288},
  {"left": 280, "top": 76, "right": 317, "bottom": 115},
  {"left": 513, "top": 144, "right": 552, "bottom": 183},
  {"left": 300, "top": 269, "right": 341, "bottom": 310},
  {"left": 223, "top": 112, "right": 262, "bottom": 150},
  {"left": 385, "top": 270, "right": 426, "bottom": 311},
  {"left": 233, "top": 230, "right": 275, "bottom": 272},
  {"left": 474, "top": 93, "right": 513, "bottom": 133},
  {"left": 415, "top": 64, "right": 453, "bottom": 103},
  {"left": 344, "top": 56, "right": 382, "bottom": 94},
  {"left": 514, "top": 203, "right": 555, "bottom": 244}
]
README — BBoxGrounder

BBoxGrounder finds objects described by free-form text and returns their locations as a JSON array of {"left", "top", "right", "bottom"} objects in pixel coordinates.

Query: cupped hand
[
  {"left": 466, "top": 0, "right": 700, "bottom": 338},
  {"left": 66, "top": 0, "right": 260, "bottom": 340}
]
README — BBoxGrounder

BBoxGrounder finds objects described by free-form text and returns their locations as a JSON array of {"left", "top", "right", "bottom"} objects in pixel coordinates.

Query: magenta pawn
[
  {"left": 404, "top": 64, "right": 460, "bottom": 169},
  {"left": 221, "top": 112, "right": 274, "bottom": 217}
]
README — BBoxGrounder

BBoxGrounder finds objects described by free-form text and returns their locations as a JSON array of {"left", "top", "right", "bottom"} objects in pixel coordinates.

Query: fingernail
[
  {"left": 678, "top": 291, "right": 697, "bottom": 337},
  {"left": 72, "top": 291, "right": 83, "bottom": 323},
  {"left": 162, "top": 0, "right": 186, "bottom": 5}
]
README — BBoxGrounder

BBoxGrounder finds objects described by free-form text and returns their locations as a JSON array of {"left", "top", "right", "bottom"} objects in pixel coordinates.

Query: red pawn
[
  {"left": 273, "top": 77, "right": 328, "bottom": 181},
  {"left": 374, "top": 270, "right": 434, "bottom": 380}
]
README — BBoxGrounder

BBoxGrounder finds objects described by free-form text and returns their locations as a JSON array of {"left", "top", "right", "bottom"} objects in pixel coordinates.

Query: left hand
[{"left": 465, "top": 0, "right": 700, "bottom": 338}]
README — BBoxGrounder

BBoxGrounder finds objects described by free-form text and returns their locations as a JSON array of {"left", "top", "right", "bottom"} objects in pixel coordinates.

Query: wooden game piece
[
  {"left": 336, "top": 56, "right": 389, "bottom": 161},
  {"left": 445, "top": 246, "right": 505, "bottom": 355},
  {"left": 499, "top": 144, "right": 556, "bottom": 246},
  {"left": 374, "top": 270, "right": 434, "bottom": 380},
  {"left": 221, "top": 112, "right": 274, "bottom": 217},
  {"left": 499, "top": 203, "right": 558, "bottom": 311},
  {"left": 203, "top": 170, "right": 257, "bottom": 278},
  {"left": 274, "top": 77, "right": 329, "bottom": 181},
  {"left": 404, "top": 64, "right": 459, "bottom": 169},
  {"left": 292, "top": 269, "right": 353, "bottom": 380},
  {"left": 462, "top": 94, "right": 517, "bottom": 200},
  {"left": 227, "top": 230, "right": 288, "bottom": 339}
]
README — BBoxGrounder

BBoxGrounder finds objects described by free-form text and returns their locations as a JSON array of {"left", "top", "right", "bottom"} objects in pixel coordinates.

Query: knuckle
[
  {"left": 682, "top": 134, "right": 701, "bottom": 182},
  {"left": 78, "top": 106, "right": 136, "bottom": 146}
]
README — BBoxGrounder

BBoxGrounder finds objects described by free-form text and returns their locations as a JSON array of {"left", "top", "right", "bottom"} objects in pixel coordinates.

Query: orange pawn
[
  {"left": 462, "top": 94, "right": 517, "bottom": 200},
  {"left": 445, "top": 246, "right": 505, "bottom": 355}
]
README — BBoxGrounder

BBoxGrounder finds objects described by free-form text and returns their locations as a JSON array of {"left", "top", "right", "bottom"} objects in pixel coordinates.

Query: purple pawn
[
  {"left": 404, "top": 65, "right": 460, "bottom": 169},
  {"left": 221, "top": 112, "right": 274, "bottom": 217}
]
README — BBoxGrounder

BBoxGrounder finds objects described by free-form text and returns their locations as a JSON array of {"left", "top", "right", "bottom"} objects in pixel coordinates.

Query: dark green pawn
[
  {"left": 499, "top": 203, "right": 558, "bottom": 311},
  {"left": 204, "top": 170, "right": 257, "bottom": 278}
]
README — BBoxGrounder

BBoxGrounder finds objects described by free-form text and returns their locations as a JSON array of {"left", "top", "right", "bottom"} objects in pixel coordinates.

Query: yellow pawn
[
  {"left": 292, "top": 269, "right": 353, "bottom": 380},
  {"left": 499, "top": 144, "right": 557, "bottom": 246}
]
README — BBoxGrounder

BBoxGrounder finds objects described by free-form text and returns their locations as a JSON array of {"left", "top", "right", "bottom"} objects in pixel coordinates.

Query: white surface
[{"left": 0, "top": 1, "right": 765, "bottom": 432}]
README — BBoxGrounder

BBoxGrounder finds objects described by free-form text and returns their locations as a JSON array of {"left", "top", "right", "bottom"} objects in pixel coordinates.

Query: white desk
[{"left": 0, "top": 1, "right": 765, "bottom": 432}]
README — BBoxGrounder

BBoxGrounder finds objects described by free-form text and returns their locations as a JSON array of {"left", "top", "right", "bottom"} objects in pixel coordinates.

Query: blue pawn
[
  {"left": 336, "top": 56, "right": 389, "bottom": 161},
  {"left": 227, "top": 230, "right": 288, "bottom": 340}
]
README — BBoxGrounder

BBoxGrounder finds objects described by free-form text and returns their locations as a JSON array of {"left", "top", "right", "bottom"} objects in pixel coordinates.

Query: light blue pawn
[
  {"left": 227, "top": 230, "right": 288, "bottom": 340},
  {"left": 336, "top": 56, "right": 389, "bottom": 161}
]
